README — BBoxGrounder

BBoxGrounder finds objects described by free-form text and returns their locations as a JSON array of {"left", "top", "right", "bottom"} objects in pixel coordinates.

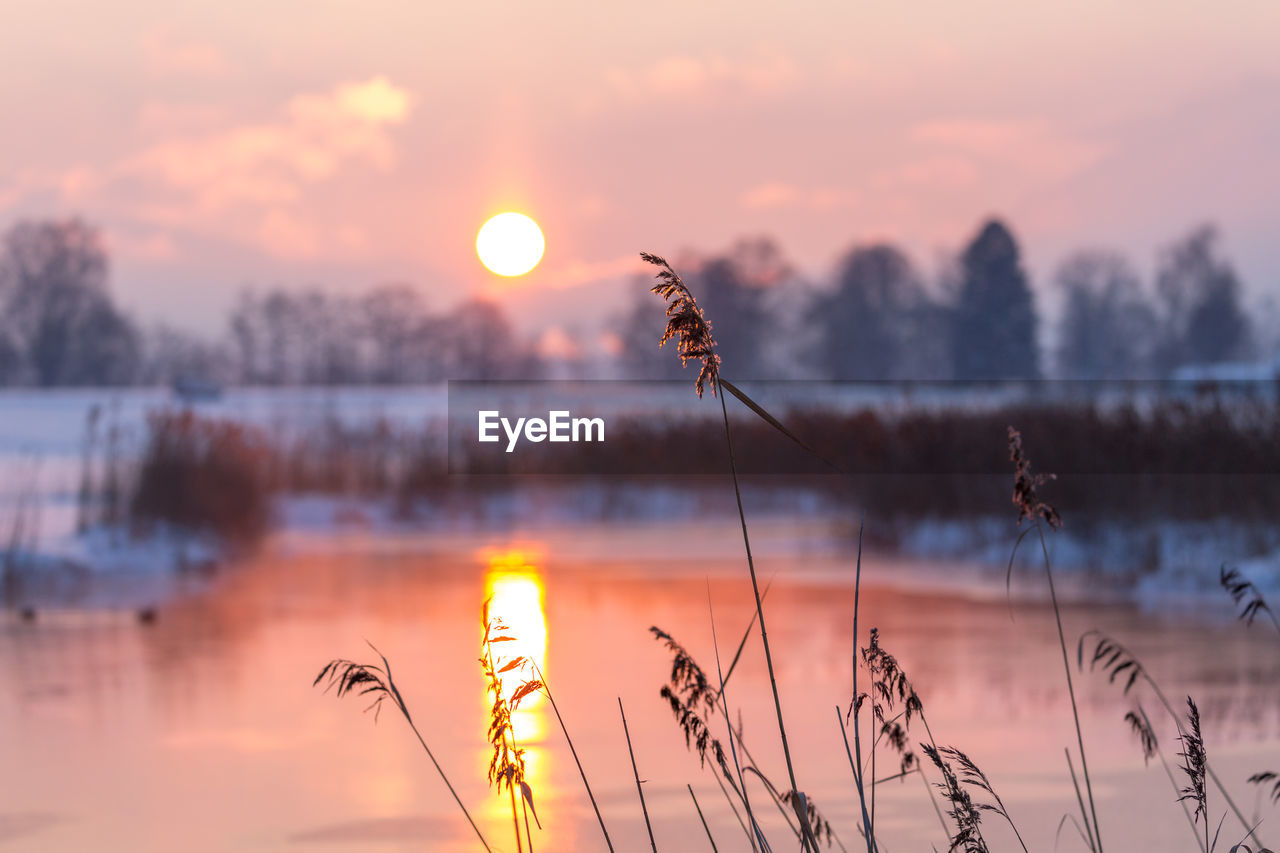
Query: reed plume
[
  {"left": 1078, "top": 630, "right": 1146, "bottom": 695},
  {"left": 480, "top": 598, "right": 543, "bottom": 852},
  {"left": 1008, "top": 426, "right": 1062, "bottom": 530},
  {"left": 1124, "top": 709, "right": 1158, "bottom": 764},
  {"left": 652, "top": 623, "right": 841, "bottom": 849},
  {"left": 642, "top": 251, "right": 720, "bottom": 398},
  {"left": 851, "top": 627, "right": 924, "bottom": 776},
  {"left": 1247, "top": 771, "right": 1280, "bottom": 805},
  {"left": 1220, "top": 565, "right": 1280, "bottom": 636},
  {"left": 650, "top": 628, "right": 746, "bottom": 797},
  {"left": 922, "top": 744, "right": 989, "bottom": 853},
  {"left": 928, "top": 744, "right": 1028, "bottom": 853},
  {"left": 1177, "top": 697, "right": 1214, "bottom": 852},
  {"left": 1079, "top": 629, "right": 1262, "bottom": 849},
  {"left": 782, "top": 789, "right": 835, "bottom": 848},
  {"left": 652, "top": 626, "right": 717, "bottom": 713},
  {"left": 314, "top": 646, "right": 491, "bottom": 851}
]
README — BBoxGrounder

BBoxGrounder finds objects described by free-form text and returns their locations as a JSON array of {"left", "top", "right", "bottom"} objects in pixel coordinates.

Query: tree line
[
  {"left": 0, "top": 216, "right": 1266, "bottom": 387},
  {"left": 0, "top": 219, "right": 542, "bottom": 386},
  {"left": 618, "top": 220, "right": 1262, "bottom": 381}
]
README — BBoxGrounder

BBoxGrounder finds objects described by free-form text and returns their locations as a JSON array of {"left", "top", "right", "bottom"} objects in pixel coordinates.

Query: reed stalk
[
  {"left": 534, "top": 664, "right": 615, "bottom": 851},
  {"left": 620, "top": 697, "right": 658, "bottom": 852}
]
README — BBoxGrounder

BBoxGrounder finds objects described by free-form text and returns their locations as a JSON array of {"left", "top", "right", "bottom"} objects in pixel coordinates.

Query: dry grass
[{"left": 129, "top": 411, "right": 273, "bottom": 548}]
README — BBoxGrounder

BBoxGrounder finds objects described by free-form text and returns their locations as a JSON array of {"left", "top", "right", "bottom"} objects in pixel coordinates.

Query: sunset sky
[{"left": 2, "top": 0, "right": 1277, "bottom": 337}]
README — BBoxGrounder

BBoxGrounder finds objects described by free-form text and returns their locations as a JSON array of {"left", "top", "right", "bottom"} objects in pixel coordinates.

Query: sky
[{"left": 2, "top": 0, "right": 1278, "bottom": 343}]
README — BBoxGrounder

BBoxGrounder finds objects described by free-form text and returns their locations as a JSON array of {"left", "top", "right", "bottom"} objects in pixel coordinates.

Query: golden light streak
[{"left": 483, "top": 550, "right": 548, "bottom": 748}]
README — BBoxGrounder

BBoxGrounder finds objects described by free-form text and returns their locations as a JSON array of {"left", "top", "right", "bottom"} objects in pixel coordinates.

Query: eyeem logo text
[{"left": 478, "top": 410, "right": 605, "bottom": 453}]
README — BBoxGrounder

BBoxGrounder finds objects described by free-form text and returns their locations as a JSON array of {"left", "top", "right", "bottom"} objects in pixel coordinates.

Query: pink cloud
[
  {"left": 607, "top": 52, "right": 798, "bottom": 100},
  {"left": 544, "top": 254, "right": 648, "bottom": 289},
  {"left": 126, "top": 76, "right": 410, "bottom": 213},
  {"left": 741, "top": 181, "right": 855, "bottom": 211},
  {"left": 910, "top": 119, "right": 1103, "bottom": 182},
  {"left": 0, "top": 77, "right": 415, "bottom": 260},
  {"left": 107, "top": 230, "right": 179, "bottom": 263},
  {"left": 257, "top": 209, "right": 320, "bottom": 260},
  {"left": 869, "top": 156, "right": 980, "bottom": 191},
  {"left": 535, "top": 326, "right": 583, "bottom": 361},
  {"left": 480, "top": 253, "right": 644, "bottom": 300},
  {"left": 142, "top": 30, "right": 227, "bottom": 77},
  {"left": 0, "top": 77, "right": 414, "bottom": 264}
]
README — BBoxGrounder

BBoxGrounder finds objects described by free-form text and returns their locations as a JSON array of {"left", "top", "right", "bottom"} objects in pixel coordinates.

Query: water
[
  {"left": 2, "top": 521, "right": 1278, "bottom": 851},
  {"left": 3, "top": 386, "right": 1278, "bottom": 849}
]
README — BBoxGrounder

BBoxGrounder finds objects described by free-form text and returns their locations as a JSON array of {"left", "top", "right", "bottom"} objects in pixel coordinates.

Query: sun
[{"left": 476, "top": 212, "right": 545, "bottom": 277}]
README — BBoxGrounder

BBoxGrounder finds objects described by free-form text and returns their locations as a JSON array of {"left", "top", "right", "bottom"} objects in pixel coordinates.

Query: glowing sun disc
[{"left": 477, "top": 212, "right": 545, "bottom": 276}]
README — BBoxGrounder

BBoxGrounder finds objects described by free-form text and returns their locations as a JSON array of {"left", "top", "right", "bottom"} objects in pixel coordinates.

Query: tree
[
  {"left": 228, "top": 290, "right": 300, "bottom": 384},
  {"left": 296, "top": 290, "right": 361, "bottom": 385},
  {"left": 0, "top": 328, "right": 21, "bottom": 384},
  {"left": 807, "top": 243, "right": 937, "bottom": 379},
  {"left": 688, "top": 238, "right": 784, "bottom": 378},
  {"left": 227, "top": 285, "right": 537, "bottom": 384},
  {"left": 360, "top": 284, "right": 427, "bottom": 383},
  {"left": 614, "top": 238, "right": 788, "bottom": 380},
  {"left": 1054, "top": 251, "right": 1158, "bottom": 379},
  {"left": 1151, "top": 225, "right": 1251, "bottom": 370},
  {"left": 61, "top": 298, "right": 141, "bottom": 385},
  {"left": 432, "top": 298, "right": 541, "bottom": 380},
  {"left": 140, "top": 324, "right": 233, "bottom": 386},
  {"left": 949, "top": 219, "right": 1040, "bottom": 380},
  {"left": 0, "top": 218, "right": 140, "bottom": 386}
]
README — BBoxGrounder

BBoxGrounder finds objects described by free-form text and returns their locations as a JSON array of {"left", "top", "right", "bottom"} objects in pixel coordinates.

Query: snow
[{"left": 3, "top": 385, "right": 1278, "bottom": 611}]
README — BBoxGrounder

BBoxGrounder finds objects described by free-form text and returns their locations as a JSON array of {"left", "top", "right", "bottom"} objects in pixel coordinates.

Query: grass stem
[
  {"left": 1038, "top": 523, "right": 1103, "bottom": 851},
  {"left": 708, "top": 588, "right": 764, "bottom": 852},
  {"left": 620, "top": 697, "right": 658, "bottom": 852},
  {"left": 719, "top": 388, "right": 818, "bottom": 853},
  {"left": 848, "top": 519, "right": 877, "bottom": 853},
  {"left": 688, "top": 784, "right": 719, "bottom": 852},
  {"left": 536, "top": 666, "right": 615, "bottom": 851}
]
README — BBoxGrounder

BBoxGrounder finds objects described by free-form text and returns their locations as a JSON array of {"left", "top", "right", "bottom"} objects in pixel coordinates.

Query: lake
[{"left": 2, "top": 518, "right": 1278, "bottom": 851}]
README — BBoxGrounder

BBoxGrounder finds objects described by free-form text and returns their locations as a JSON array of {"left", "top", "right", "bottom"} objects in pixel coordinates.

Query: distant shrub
[{"left": 129, "top": 411, "right": 274, "bottom": 548}]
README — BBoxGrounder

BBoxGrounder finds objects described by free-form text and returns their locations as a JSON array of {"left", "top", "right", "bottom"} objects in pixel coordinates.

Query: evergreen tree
[{"left": 949, "top": 219, "right": 1040, "bottom": 380}]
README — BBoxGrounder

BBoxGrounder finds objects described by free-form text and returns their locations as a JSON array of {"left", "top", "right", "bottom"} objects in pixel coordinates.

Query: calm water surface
[{"left": 2, "top": 522, "right": 1279, "bottom": 851}]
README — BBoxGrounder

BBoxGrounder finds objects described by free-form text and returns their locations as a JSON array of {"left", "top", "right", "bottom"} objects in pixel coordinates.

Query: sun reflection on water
[{"left": 481, "top": 549, "right": 549, "bottom": 796}]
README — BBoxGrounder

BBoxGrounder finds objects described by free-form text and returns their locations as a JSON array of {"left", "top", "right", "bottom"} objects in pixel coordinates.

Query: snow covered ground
[{"left": 2, "top": 385, "right": 1276, "bottom": 610}]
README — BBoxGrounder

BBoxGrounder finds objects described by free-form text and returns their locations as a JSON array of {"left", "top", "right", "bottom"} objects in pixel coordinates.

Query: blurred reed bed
[
  {"left": 129, "top": 411, "right": 273, "bottom": 548},
  {"left": 443, "top": 401, "right": 1280, "bottom": 524},
  {"left": 106, "top": 393, "right": 1280, "bottom": 532}
]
